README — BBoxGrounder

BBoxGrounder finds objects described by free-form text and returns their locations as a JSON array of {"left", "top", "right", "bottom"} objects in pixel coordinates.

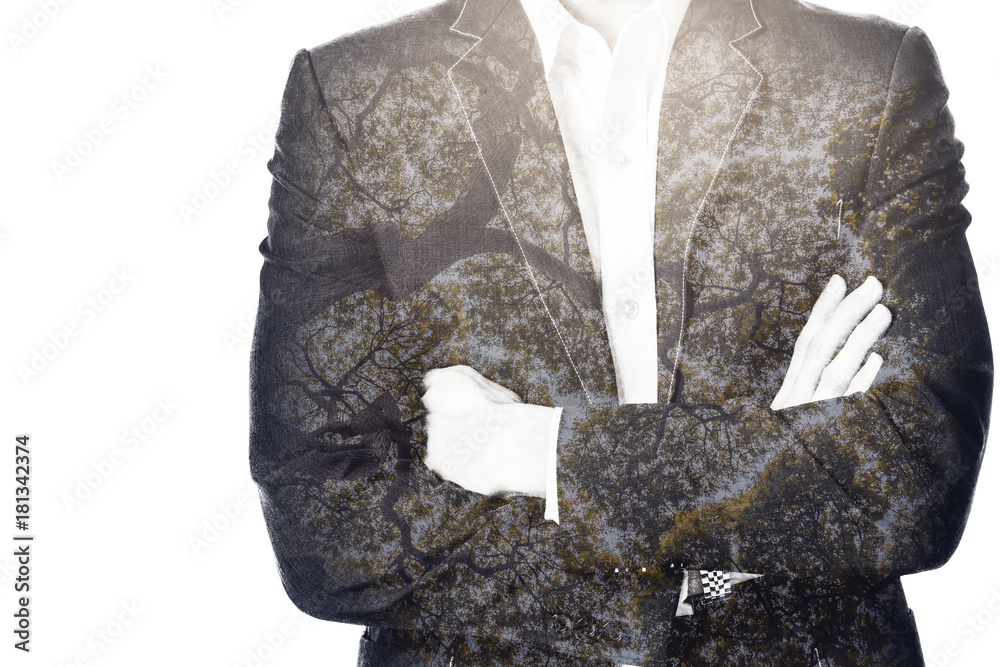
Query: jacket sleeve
[
  {"left": 552, "top": 26, "right": 993, "bottom": 584},
  {"left": 249, "top": 48, "right": 586, "bottom": 642}
]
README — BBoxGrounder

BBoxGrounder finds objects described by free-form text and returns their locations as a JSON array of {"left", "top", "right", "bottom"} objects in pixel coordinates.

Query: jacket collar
[
  {"left": 449, "top": 0, "right": 516, "bottom": 39},
  {"left": 515, "top": 0, "right": 689, "bottom": 78}
]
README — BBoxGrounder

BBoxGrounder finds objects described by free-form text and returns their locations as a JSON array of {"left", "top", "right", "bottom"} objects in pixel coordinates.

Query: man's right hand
[
  {"left": 421, "top": 366, "right": 557, "bottom": 498},
  {"left": 770, "top": 275, "right": 892, "bottom": 411}
]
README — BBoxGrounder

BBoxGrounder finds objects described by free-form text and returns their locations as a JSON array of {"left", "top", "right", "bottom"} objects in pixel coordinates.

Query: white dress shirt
[{"left": 519, "top": 0, "right": 691, "bottom": 521}]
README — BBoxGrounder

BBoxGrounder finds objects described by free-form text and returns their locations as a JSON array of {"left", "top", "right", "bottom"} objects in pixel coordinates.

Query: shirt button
[
  {"left": 619, "top": 299, "right": 639, "bottom": 319},
  {"left": 612, "top": 149, "right": 631, "bottom": 167}
]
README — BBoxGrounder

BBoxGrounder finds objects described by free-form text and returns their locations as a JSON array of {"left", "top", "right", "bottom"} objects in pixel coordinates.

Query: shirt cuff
[{"left": 544, "top": 407, "right": 563, "bottom": 524}]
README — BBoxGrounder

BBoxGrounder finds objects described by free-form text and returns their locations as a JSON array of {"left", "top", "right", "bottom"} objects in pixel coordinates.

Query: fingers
[
  {"left": 786, "top": 276, "right": 884, "bottom": 402},
  {"left": 448, "top": 365, "right": 523, "bottom": 404},
  {"left": 813, "top": 304, "right": 891, "bottom": 401},
  {"left": 794, "top": 274, "right": 848, "bottom": 349},
  {"left": 422, "top": 366, "right": 488, "bottom": 416},
  {"left": 422, "top": 365, "right": 522, "bottom": 417},
  {"left": 772, "top": 275, "right": 846, "bottom": 410},
  {"left": 845, "top": 352, "right": 884, "bottom": 396}
]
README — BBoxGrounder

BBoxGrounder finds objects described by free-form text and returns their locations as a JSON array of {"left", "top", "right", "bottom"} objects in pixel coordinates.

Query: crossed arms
[
  {"left": 250, "top": 27, "right": 992, "bottom": 642},
  {"left": 421, "top": 273, "right": 894, "bottom": 500}
]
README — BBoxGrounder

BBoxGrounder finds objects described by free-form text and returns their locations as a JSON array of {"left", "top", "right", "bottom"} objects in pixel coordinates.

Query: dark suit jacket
[{"left": 249, "top": 0, "right": 994, "bottom": 664}]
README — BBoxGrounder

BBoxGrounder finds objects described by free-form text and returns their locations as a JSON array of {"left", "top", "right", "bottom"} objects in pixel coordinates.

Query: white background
[{"left": 2, "top": 0, "right": 997, "bottom": 665}]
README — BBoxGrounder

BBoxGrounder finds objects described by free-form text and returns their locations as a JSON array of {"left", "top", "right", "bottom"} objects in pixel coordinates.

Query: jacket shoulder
[
  {"left": 755, "top": 0, "right": 915, "bottom": 72},
  {"left": 303, "top": 0, "right": 464, "bottom": 91}
]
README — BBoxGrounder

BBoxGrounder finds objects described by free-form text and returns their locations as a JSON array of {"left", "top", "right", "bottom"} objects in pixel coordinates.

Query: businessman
[{"left": 249, "top": 0, "right": 993, "bottom": 664}]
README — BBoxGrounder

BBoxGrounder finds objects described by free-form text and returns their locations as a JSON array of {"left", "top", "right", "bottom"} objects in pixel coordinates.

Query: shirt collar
[{"left": 517, "top": 0, "right": 691, "bottom": 77}]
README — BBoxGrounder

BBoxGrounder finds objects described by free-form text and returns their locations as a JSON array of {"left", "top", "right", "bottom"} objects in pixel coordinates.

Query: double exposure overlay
[{"left": 249, "top": 0, "right": 993, "bottom": 664}]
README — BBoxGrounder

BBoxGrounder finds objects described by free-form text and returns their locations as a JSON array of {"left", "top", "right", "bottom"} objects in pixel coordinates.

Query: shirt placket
[{"left": 596, "top": 18, "right": 663, "bottom": 405}]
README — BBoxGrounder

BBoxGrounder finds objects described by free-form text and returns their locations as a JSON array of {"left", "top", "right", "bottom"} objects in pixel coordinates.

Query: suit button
[{"left": 551, "top": 614, "right": 574, "bottom": 638}]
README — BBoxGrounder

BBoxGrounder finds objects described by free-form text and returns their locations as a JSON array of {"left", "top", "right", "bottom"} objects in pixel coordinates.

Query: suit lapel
[
  {"left": 447, "top": 0, "right": 619, "bottom": 405},
  {"left": 652, "top": 0, "right": 765, "bottom": 400},
  {"left": 444, "top": 0, "right": 767, "bottom": 405}
]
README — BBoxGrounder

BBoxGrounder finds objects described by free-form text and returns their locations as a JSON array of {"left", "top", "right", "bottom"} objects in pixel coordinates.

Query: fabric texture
[{"left": 249, "top": 0, "right": 994, "bottom": 664}]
